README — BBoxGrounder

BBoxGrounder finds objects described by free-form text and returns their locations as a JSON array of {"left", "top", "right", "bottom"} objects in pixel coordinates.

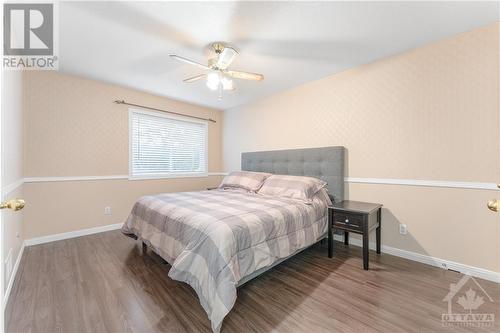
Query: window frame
[{"left": 128, "top": 108, "right": 209, "bottom": 180}]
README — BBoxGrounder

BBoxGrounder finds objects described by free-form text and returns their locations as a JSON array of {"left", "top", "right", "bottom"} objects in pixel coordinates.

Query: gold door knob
[
  {"left": 0, "top": 198, "right": 25, "bottom": 211},
  {"left": 487, "top": 199, "right": 499, "bottom": 212}
]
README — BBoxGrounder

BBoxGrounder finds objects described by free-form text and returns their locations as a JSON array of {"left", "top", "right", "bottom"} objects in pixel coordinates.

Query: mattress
[{"left": 122, "top": 189, "right": 328, "bottom": 332}]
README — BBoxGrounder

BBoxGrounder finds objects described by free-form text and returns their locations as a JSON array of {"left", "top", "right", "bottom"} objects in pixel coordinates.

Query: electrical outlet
[
  {"left": 399, "top": 223, "right": 407, "bottom": 235},
  {"left": 104, "top": 206, "right": 112, "bottom": 215}
]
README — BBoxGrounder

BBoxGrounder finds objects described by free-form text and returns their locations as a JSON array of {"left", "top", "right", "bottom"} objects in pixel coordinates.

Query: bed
[{"left": 122, "top": 146, "right": 345, "bottom": 332}]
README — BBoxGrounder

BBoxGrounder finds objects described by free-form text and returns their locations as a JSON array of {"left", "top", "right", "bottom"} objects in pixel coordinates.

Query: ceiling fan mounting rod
[{"left": 212, "top": 42, "right": 225, "bottom": 54}]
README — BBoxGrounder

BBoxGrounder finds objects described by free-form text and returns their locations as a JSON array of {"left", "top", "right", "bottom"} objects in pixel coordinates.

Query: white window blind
[{"left": 130, "top": 109, "right": 207, "bottom": 178}]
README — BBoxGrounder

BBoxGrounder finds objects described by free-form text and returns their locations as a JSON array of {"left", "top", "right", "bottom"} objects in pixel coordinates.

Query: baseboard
[
  {"left": 3, "top": 242, "right": 25, "bottom": 310},
  {"left": 333, "top": 235, "right": 500, "bottom": 283},
  {"left": 21, "top": 223, "right": 499, "bottom": 283},
  {"left": 24, "top": 223, "right": 124, "bottom": 246}
]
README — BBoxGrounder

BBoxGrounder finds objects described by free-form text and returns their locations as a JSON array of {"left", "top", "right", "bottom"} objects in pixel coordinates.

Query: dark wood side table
[{"left": 328, "top": 200, "right": 382, "bottom": 270}]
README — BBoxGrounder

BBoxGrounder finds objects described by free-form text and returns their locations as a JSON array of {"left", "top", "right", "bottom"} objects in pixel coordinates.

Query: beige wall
[
  {"left": 223, "top": 23, "right": 500, "bottom": 272},
  {"left": 23, "top": 71, "right": 223, "bottom": 239},
  {"left": 24, "top": 71, "right": 222, "bottom": 176},
  {"left": 23, "top": 177, "right": 221, "bottom": 239},
  {"left": 1, "top": 70, "right": 25, "bottom": 296}
]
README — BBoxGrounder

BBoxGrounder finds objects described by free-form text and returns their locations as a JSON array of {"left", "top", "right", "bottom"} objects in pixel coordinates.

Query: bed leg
[{"left": 142, "top": 241, "right": 147, "bottom": 254}]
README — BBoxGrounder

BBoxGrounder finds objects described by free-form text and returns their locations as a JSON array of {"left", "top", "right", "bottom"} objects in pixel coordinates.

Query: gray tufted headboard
[{"left": 241, "top": 146, "right": 345, "bottom": 202}]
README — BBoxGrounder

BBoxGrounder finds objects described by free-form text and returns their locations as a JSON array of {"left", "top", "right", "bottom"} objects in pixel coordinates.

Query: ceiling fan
[{"left": 170, "top": 42, "right": 264, "bottom": 100}]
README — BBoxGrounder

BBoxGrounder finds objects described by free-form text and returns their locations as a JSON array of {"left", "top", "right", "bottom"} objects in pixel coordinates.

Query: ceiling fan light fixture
[
  {"left": 221, "top": 76, "right": 234, "bottom": 91},
  {"left": 172, "top": 42, "right": 263, "bottom": 99},
  {"left": 206, "top": 72, "right": 220, "bottom": 91},
  {"left": 216, "top": 47, "right": 238, "bottom": 69}
]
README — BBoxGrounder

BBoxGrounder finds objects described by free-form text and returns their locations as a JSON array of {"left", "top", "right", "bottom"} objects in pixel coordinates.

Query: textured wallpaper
[
  {"left": 24, "top": 71, "right": 223, "bottom": 177},
  {"left": 223, "top": 23, "right": 499, "bottom": 183},
  {"left": 222, "top": 23, "right": 500, "bottom": 272},
  {"left": 22, "top": 71, "right": 224, "bottom": 240}
]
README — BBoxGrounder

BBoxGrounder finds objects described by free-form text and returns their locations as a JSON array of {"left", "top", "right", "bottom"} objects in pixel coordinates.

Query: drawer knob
[{"left": 345, "top": 218, "right": 349, "bottom": 223}]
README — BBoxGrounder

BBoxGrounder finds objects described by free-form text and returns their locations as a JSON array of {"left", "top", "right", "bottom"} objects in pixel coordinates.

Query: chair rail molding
[
  {"left": 16, "top": 174, "right": 498, "bottom": 191},
  {"left": 23, "top": 173, "right": 226, "bottom": 183},
  {"left": 345, "top": 177, "right": 498, "bottom": 191}
]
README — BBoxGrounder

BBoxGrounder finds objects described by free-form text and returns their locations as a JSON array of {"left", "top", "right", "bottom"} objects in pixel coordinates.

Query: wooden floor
[{"left": 6, "top": 230, "right": 500, "bottom": 333}]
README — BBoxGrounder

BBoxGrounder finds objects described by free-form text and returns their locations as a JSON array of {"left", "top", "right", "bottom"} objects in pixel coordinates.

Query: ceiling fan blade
[
  {"left": 183, "top": 74, "right": 207, "bottom": 83},
  {"left": 226, "top": 70, "right": 264, "bottom": 81},
  {"left": 170, "top": 55, "right": 210, "bottom": 70},
  {"left": 216, "top": 47, "right": 238, "bottom": 70}
]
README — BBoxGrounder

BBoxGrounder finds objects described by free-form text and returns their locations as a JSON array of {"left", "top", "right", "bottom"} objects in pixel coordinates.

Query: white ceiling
[{"left": 60, "top": 1, "right": 499, "bottom": 110}]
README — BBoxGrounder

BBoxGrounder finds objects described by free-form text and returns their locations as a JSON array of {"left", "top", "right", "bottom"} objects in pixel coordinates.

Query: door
[
  {"left": 483, "top": 94, "right": 500, "bottom": 276},
  {"left": 485, "top": 101, "right": 500, "bottom": 274},
  {"left": 489, "top": 111, "right": 500, "bottom": 273},
  {"left": 0, "top": 70, "right": 26, "bottom": 332}
]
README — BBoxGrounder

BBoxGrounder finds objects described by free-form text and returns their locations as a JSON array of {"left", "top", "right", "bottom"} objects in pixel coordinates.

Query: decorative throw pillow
[
  {"left": 258, "top": 175, "right": 327, "bottom": 203},
  {"left": 218, "top": 171, "right": 272, "bottom": 192}
]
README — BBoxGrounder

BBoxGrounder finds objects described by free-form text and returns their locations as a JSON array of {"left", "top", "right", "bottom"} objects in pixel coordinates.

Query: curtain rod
[{"left": 113, "top": 100, "right": 216, "bottom": 123}]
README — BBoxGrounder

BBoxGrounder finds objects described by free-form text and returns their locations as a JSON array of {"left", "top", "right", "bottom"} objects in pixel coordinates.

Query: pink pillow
[
  {"left": 258, "top": 175, "right": 327, "bottom": 203},
  {"left": 219, "top": 171, "right": 272, "bottom": 192}
]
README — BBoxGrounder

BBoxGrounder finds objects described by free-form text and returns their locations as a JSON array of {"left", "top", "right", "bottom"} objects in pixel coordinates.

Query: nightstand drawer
[{"left": 332, "top": 212, "right": 363, "bottom": 230}]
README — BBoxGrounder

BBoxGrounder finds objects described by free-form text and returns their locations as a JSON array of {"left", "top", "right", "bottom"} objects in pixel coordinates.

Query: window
[{"left": 129, "top": 109, "right": 208, "bottom": 179}]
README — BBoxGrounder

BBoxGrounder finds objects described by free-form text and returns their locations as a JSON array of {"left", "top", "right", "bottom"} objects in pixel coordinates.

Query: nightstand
[{"left": 328, "top": 200, "right": 382, "bottom": 270}]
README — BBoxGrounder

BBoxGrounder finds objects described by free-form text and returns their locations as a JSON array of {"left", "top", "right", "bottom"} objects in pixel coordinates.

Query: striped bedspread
[{"left": 122, "top": 189, "right": 328, "bottom": 332}]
